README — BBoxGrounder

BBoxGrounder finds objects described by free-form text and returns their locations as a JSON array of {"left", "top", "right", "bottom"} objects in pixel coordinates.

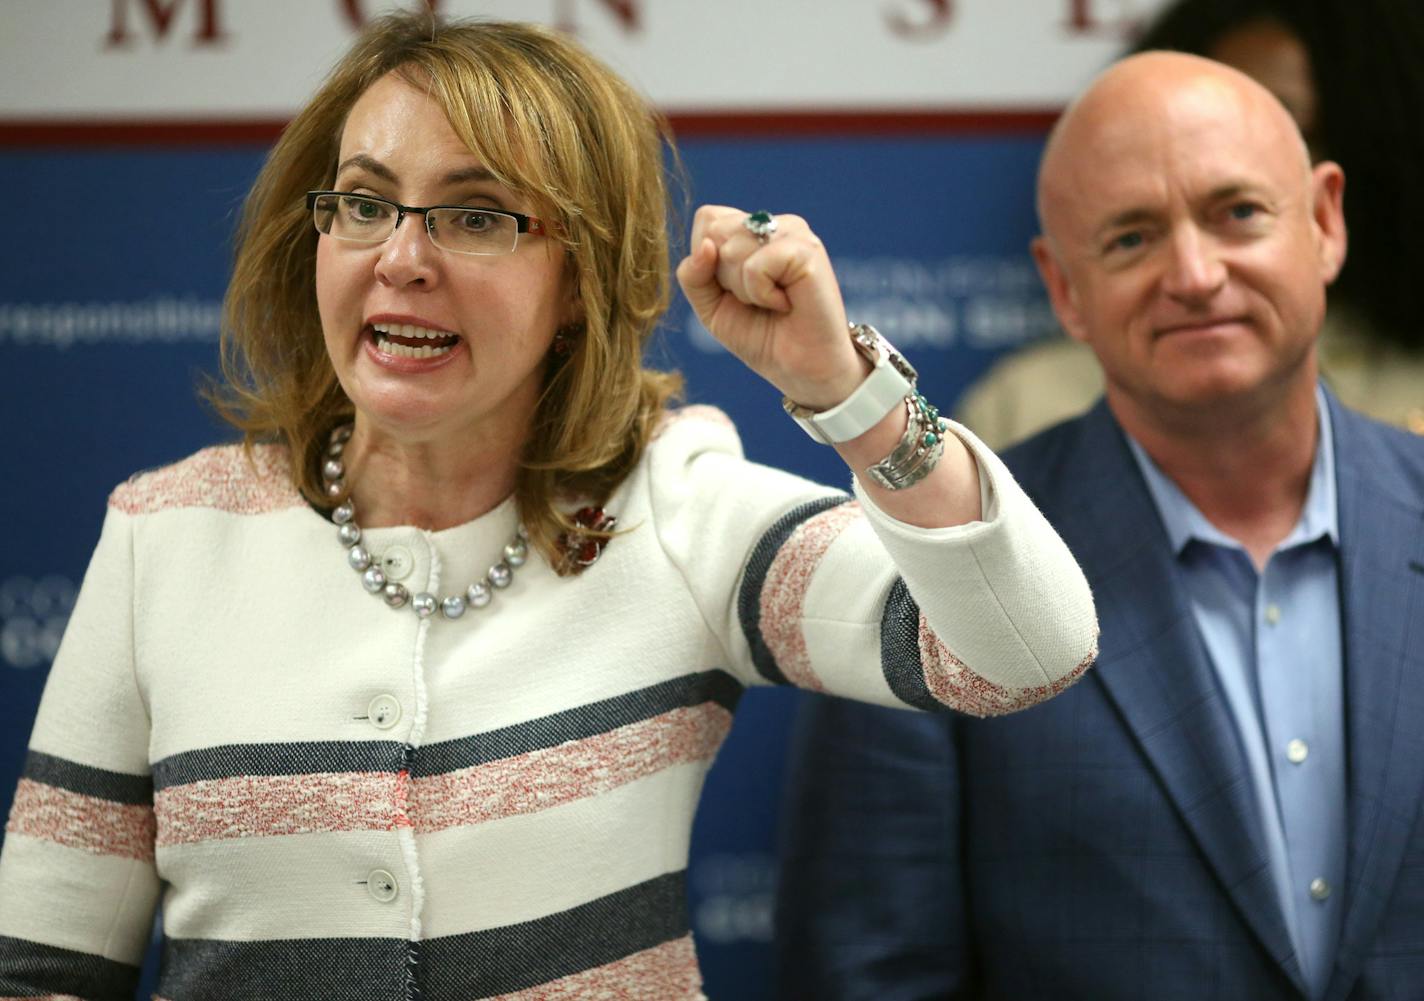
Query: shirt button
[
  {"left": 366, "top": 869, "right": 399, "bottom": 903},
  {"left": 1286, "top": 739, "right": 1309, "bottom": 764},
  {"left": 367, "top": 694, "right": 402, "bottom": 730},
  {"left": 1264, "top": 604, "right": 1282, "bottom": 625},
  {"left": 1309, "top": 877, "right": 1331, "bottom": 902},
  {"left": 381, "top": 546, "right": 414, "bottom": 581}
]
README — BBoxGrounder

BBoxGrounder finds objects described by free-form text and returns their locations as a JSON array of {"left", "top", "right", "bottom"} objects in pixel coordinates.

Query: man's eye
[
  {"left": 1229, "top": 203, "right": 1260, "bottom": 221},
  {"left": 1108, "top": 232, "right": 1143, "bottom": 253}
]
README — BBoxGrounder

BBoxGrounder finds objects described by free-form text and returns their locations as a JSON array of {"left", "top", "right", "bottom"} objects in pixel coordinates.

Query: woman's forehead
[{"left": 337, "top": 75, "right": 494, "bottom": 180}]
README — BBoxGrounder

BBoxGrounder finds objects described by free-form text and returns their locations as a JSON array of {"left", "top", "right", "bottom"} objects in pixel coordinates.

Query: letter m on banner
[{"left": 106, "top": 0, "right": 228, "bottom": 46}]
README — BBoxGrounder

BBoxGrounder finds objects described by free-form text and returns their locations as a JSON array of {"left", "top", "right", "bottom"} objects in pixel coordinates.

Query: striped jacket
[{"left": 0, "top": 406, "right": 1096, "bottom": 1000}]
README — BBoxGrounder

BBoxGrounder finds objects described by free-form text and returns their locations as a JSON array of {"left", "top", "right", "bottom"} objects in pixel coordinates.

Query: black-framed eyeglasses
[{"left": 307, "top": 191, "right": 550, "bottom": 257}]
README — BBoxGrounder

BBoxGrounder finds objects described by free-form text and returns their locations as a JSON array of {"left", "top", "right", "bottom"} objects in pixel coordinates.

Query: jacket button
[
  {"left": 381, "top": 546, "right": 414, "bottom": 581},
  {"left": 367, "top": 694, "right": 402, "bottom": 730},
  {"left": 367, "top": 869, "right": 399, "bottom": 903}
]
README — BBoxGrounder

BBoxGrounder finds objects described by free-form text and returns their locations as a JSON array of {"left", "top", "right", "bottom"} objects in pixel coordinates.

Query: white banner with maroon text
[{"left": 4, "top": 0, "right": 1165, "bottom": 124}]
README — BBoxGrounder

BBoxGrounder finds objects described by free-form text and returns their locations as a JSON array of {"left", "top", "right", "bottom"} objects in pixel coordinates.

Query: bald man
[{"left": 777, "top": 53, "right": 1424, "bottom": 1001}]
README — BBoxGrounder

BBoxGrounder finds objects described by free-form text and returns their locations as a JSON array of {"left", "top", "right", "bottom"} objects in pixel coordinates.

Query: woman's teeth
[
  {"left": 379, "top": 338, "right": 453, "bottom": 358},
  {"left": 372, "top": 323, "right": 458, "bottom": 359}
]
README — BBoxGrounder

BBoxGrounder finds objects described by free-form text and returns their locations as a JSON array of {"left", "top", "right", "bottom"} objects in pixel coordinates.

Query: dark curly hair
[{"left": 1132, "top": 0, "right": 1424, "bottom": 353}]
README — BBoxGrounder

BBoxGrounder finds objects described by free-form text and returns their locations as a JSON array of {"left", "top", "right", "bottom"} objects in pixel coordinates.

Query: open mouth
[{"left": 371, "top": 322, "right": 461, "bottom": 359}]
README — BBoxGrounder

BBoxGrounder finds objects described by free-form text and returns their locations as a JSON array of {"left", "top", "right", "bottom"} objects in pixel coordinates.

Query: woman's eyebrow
[
  {"left": 331, "top": 157, "right": 498, "bottom": 189},
  {"left": 442, "top": 166, "right": 499, "bottom": 185},
  {"left": 334, "top": 153, "right": 395, "bottom": 181}
]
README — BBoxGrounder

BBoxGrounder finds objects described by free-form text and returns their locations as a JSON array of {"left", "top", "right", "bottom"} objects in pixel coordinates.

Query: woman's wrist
[{"left": 782, "top": 324, "right": 917, "bottom": 444}]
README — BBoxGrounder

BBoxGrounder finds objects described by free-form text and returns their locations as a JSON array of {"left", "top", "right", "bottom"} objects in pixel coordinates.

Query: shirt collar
[{"left": 1126, "top": 385, "right": 1339, "bottom": 558}]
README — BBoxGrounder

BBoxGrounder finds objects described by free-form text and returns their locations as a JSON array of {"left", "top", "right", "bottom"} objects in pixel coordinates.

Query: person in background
[
  {"left": 778, "top": 51, "right": 1424, "bottom": 1000},
  {"left": 956, "top": 0, "right": 1424, "bottom": 449},
  {"left": 0, "top": 11, "right": 1097, "bottom": 1000}
]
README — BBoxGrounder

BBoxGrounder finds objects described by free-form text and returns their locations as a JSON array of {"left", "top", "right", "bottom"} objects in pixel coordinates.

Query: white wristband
[{"left": 782, "top": 324, "right": 918, "bottom": 444}]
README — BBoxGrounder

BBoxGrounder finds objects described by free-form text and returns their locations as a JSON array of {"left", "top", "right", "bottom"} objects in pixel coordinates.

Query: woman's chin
[{"left": 350, "top": 395, "right": 470, "bottom": 443}]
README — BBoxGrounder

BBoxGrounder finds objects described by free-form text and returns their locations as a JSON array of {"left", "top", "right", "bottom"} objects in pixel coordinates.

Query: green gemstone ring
[{"left": 744, "top": 210, "right": 778, "bottom": 243}]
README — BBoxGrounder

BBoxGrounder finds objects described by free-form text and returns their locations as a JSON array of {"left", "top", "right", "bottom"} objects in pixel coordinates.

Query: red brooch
[{"left": 557, "top": 506, "right": 617, "bottom": 574}]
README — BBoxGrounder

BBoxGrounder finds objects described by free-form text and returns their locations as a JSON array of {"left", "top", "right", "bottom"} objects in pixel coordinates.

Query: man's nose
[{"left": 1161, "top": 225, "right": 1226, "bottom": 302}]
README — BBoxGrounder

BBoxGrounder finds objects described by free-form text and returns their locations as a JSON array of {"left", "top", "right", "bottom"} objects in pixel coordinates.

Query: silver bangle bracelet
[{"left": 865, "top": 393, "right": 948, "bottom": 491}]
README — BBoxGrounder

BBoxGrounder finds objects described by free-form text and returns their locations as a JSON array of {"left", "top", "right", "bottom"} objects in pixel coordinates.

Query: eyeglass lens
[{"left": 311, "top": 193, "right": 520, "bottom": 256}]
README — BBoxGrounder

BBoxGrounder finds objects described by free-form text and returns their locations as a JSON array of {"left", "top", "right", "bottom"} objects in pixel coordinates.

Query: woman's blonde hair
[{"left": 210, "top": 11, "right": 682, "bottom": 571}]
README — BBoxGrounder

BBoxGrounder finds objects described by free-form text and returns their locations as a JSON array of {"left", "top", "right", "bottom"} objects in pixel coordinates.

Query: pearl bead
[
  {"left": 504, "top": 538, "right": 528, "bottom": 567},
  {"left": 329, "top": 438, "right": 530, "bottom": 623}
]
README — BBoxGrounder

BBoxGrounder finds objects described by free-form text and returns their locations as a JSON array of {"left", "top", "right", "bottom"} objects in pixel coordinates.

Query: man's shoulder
[
  {"left": 1332, "top": 400, "right": 1424, "bottom": 503},
  {"left": 997, "top": 406, "right": 1115, "bottom": 501}
]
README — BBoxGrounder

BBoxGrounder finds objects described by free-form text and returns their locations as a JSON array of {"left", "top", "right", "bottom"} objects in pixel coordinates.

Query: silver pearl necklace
[{"left": 322, "top": 424, "right": 529, "bottom": 621}]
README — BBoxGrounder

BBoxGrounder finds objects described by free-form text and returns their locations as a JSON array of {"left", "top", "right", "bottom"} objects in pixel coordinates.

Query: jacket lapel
[
  {"left": 1324, "top": 399, "right": 1424, "bottom": 1001},
  {"left": 1035, "top": 404, "right": 1308, "bottom": 994}
]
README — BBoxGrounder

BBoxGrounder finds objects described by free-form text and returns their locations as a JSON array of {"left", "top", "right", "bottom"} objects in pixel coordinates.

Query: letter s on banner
[
  {"left": 553, "top": 0, "right": 641, "bottom": 34},
  {"left": 885, "top": 0, "right": 954, "bottom": 39},
  {"left": 1063, "top": 0, "right": 1143, "bottom": 37}
]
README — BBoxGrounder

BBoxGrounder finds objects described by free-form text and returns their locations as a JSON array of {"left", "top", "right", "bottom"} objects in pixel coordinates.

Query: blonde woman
[{"left": 0, "top": 12, "right": 1096, "bottom": 999}]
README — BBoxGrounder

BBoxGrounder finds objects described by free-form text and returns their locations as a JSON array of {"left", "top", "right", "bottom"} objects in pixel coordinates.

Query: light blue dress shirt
[{"left": 1127, "top": 389, "right": 1345, "bottom": 1000}]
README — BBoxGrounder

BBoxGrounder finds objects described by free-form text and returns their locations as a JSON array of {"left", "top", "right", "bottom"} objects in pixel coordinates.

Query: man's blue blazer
[{"left": 777, "top": 394, "right": 1424, "bottom": 1001}]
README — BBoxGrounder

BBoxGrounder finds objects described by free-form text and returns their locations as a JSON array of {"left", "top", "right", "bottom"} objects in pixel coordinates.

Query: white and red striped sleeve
[{"left": 647, "top": 408, "right": 1097, "bottom": 716}]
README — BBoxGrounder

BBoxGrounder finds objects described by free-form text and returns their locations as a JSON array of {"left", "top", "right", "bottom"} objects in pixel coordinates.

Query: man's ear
[
  {"left": 1031, "top": 235, "right": 1090, "bottom": 343},
  {"left": 1310, "top": 161, "right": 1348, "bottom": 285}
]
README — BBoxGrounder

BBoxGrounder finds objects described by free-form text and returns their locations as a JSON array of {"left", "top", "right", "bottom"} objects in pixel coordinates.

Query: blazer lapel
[
  {"left": 1041, "top": 405, "right": 1308, "bottom": 994},
  {"left": 1324, "top": 399, "right": 1424, "bottom": 1001}
]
